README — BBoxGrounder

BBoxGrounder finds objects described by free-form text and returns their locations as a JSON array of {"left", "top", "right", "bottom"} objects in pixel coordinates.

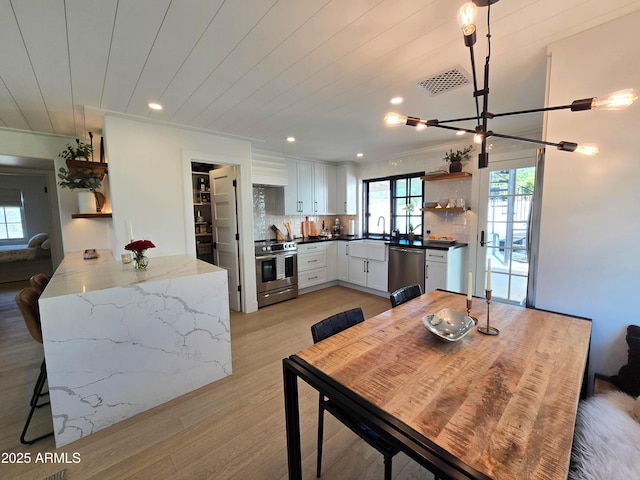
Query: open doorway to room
[
  {"left": 190, "top": 161, "right": 241, "bottom": 312},
  {"left": 0, "top": 166, "right": 62, "bottom": 284}
]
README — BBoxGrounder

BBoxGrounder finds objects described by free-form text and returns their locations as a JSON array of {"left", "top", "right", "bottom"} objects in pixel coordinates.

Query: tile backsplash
[
  {"left": 422, "top": 177, "right": 474, "bottom": 243},
  {"left": 253, "top": 186, "right": 357, "bottom": 241}
]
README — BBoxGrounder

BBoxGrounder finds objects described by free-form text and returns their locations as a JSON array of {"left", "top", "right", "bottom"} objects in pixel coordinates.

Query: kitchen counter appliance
[
  {"left": 388, "top": 246, "right": 425, "bottom": 293},
  {"left": 255, "top": 240, "right": 298, "bottom": 308}
]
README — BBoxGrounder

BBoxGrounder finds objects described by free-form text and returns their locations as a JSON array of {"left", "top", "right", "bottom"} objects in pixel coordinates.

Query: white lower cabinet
[
  {"left": 298, "top": 242, "right": 327, "bottom": 289},
  {"left": 336, "top": 241, "right": 350, "bottom": 281},
  {"left": 425, "top": 248, "right": 463, "bottom": 293},
  {"left": 348, "top": 244, "right": 388, "bottom": 292},
  {"left": 326, "top": 241, "right": 337, "bottom": 281}
]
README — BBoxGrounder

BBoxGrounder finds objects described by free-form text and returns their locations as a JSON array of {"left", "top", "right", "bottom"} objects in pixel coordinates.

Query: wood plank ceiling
[{"left": 0, "top": 0, "right": 638, "bottom": 163}]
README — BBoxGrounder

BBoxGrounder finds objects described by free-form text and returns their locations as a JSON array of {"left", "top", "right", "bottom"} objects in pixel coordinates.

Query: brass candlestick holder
[
  {"left": 466, "top": 298, "right": 478, "bottom": 324},
  {"left": 477, "top": 289, "right": 499, "bottom": 336}
]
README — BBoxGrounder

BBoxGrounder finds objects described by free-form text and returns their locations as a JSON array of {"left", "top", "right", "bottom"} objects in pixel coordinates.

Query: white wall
[
  {"left": 537, "top": 11, "right": 640, "bottom": 383},
  {"left": 104, "top": 115, "right": 258, "bottom": 312}
]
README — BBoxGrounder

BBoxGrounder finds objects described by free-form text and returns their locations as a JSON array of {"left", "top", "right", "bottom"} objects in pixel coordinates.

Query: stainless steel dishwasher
[{"left": 388, "top": 246, "right": 425, "bottom": 293}]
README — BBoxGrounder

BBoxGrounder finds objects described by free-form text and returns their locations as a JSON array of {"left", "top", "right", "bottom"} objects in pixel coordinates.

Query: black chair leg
[
  {"left": 317, "top": 395, "right": 325, "bottom": 477},
  {"left": 383, "top": 455, "right": 392, "bottom": 480},
  {"left": 20, "top": 360, "right": 54, "bottom": 445}
]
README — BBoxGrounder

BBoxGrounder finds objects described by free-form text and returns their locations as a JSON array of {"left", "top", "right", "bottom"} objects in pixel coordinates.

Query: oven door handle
[
  {"left": 256, "top": 253, "right": 297, "bottom": 261},
  {"left": 256, "top": 255, "right": 277, "bottom": 261}
]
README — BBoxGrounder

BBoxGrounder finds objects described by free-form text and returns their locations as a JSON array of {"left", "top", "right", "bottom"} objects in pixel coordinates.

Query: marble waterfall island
[{"left": 39, "top": 251, "right": 231, "bottom": 447}]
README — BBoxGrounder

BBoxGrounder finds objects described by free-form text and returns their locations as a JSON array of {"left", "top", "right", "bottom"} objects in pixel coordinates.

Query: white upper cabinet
[
  {"left": 336, "top": 163, "right": 357, "bottom": 215},
  {"left": 285, "top": 159, "right": 330, "bottom": 215},
  {"left": 285, "top": 160, "right": 356, "bottom": 216},
  {"left": 313, "top": 162, "right": 327, "bottom": 215}
]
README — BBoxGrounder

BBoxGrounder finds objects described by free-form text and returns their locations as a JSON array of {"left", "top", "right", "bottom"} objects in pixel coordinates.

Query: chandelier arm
[
  {"left": 490, "top": 132, "right": 566, "bottom": 148},
  {"left": 490, "top": 104, "right": 576, "bottom": 118},
  {"left": 426, "top": 124, "right": 477, "bottom": 135},
  {"left": 468, "top": 45, "right": 481, "bottom": 122}
]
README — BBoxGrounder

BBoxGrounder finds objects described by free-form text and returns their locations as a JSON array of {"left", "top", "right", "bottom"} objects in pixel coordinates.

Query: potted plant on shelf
[
  {"left": 444, "top": 145, "right": 473, "bottom": 173},
  {"left": 59, "top": 138, "right": 108, "bottom": 179},
  {"left": 59, "top": 138, "right": 93, "bottom": 161},
  {"left": 57, "top": 167, "right": 104, "bottom": 214}
]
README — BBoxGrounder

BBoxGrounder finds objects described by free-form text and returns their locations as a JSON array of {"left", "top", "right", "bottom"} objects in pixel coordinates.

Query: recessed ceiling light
[
  {"left": 389, "top": 97, "right": 403, "bottom": 104},
  {"left": 286, "top": 136, "right": 295, "bottom": 142},
  {"left": 356, "top": 153, "right": 364, "bottom": 157},
  {"left": 456, "top": 130, "right": 465, "bottom": 135},
  {"left": 148, "top": 102, "right": 163, "bottom": 110}
]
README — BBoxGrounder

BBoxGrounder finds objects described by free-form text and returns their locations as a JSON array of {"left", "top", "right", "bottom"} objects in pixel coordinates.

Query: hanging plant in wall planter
[
  {"left": 57, "top": 167, "right": 105, "bottom": 214},
  {"left": 59, "top": 137, "right": 108, "bottom": 179},
  {"left": 444, "top": 145, "right": 473, "bottom": 173}
]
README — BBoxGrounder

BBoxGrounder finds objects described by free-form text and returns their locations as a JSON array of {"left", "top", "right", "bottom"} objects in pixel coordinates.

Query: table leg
[{"left": 283, "top": 358, "right": 302, "bottom": 479}]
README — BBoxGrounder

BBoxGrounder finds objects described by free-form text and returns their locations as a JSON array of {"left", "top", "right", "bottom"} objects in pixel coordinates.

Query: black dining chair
[
  {"left": 15, "top": 287, "right": 54, "bottom": 445},
  {"left": 389, "top": 283, "right": 422, "bottom": 307},
  {"left": 310, "top": 307, "right": 399, "bottom": 480}
]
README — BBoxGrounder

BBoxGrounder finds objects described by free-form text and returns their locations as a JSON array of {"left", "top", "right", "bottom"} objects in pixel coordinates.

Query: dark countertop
[
  {"left": 295, "top": 236, "right": 467, "bottom": 250},
  {"left": 295, "top": 235, "right": 362, "bottom": 244},
  {"left": 387, "top": 240, "right": 468, "bottom": 250}
]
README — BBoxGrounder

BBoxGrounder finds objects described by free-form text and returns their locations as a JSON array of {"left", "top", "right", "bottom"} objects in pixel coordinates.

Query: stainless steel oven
[{"left": 255, "top": 241, "right": 298, "bottom": 308}]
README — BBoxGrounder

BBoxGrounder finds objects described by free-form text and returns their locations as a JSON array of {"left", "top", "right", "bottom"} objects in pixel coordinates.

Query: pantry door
[
  {"left": 210, "top": 166, "right": 240, "bottom": 311},
  {"left": 475, "top": 154, "right": 536, "bottom": 304}
]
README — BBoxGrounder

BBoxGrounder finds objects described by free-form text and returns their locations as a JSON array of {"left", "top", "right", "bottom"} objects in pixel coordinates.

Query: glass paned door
[{"left": 476, "top": 156, "right": 535, "bottom": 304}]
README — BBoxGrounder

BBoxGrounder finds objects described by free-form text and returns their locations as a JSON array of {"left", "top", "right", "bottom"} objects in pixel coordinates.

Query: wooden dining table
[{"left": 283, "top": 290, "right": 592, "bottom": 480}]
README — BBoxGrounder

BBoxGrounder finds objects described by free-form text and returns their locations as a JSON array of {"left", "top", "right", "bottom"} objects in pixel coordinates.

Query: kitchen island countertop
[{"left": 38, "top": 250, "right": 231, "bottom": 447}]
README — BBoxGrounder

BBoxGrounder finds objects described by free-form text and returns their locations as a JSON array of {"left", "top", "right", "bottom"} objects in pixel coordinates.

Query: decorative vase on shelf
[
  {"left": 133, "top": 251, "right": 149, "bottom": 270},
  {"left": 77, "top": 189, "right": 95, "bottom": 214},
  {"left": 449, "top": 160, "right": 463, "bottom": 173}
]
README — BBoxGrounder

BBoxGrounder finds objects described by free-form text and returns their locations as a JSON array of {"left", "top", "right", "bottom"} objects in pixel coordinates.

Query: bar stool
[
  {"left": 29, "top": 273, "right": 50, "bottom": 295},
  {"left": 15, "top": 287, "right": 54, "bottom": 445}
]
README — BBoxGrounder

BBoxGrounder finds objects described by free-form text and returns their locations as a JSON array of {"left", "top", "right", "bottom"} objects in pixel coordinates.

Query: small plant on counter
[{"left": 125, "top": 240, "right": 156, "bottom": 270}]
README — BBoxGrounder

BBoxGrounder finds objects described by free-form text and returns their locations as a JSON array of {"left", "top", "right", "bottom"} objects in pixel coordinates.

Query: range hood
[{"left": 252, "top": 151, "right": 288, "bottom": 187}]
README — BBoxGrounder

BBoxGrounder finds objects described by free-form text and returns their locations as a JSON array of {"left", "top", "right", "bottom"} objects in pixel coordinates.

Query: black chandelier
[{"left": 385, "top": 0, "right": 637, "bottom": 169}]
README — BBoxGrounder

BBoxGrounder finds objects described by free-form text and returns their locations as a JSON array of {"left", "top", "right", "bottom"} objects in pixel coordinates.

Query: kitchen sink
[{"left": 350, "top": 239, "right": 387, "bottom": 261}]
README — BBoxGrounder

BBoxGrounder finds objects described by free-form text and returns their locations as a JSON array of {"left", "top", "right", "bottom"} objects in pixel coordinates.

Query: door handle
[
  {"left": 426, "top": 264, "right": 428, "bottom": 279},
  {"left": 480, "top": 230, "right": 493, "bottom": 247}
]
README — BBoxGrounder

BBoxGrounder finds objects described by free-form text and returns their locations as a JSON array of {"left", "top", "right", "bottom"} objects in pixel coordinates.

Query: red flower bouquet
[{"left": 124, "top": 240, "right": 156, "bottom": 270}]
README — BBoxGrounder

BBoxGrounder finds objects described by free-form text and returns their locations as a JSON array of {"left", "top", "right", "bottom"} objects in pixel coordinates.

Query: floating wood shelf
[
  {"left": 421, "top": 207, "right": 470, "bottom": 212},
  {"left": 421, "top": 171, "right": 472, "bottom": 181},
  {"left": 71, "top": 213, "right": 112, "bottom": 219}
]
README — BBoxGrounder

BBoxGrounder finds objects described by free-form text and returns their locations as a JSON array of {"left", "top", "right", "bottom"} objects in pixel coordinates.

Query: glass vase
[{"left": 133, "top": 251, "right": 149, "bottom": 270}]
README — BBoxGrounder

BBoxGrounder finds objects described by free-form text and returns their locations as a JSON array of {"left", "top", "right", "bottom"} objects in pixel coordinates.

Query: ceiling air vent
[{"left": 415, "top": 66, "right": 471, "bottom": 97}]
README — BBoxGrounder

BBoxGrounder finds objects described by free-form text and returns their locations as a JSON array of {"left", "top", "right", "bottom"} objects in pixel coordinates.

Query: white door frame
[
  {"left": 474, "top": 150, "right": 537, "bottom": 299},
  {"left": 181, "top": 150, "right": 255, "bottom": 313}
]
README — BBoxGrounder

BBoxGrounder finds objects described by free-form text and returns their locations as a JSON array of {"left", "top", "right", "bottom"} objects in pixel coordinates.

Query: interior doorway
[
  {"left": 190, "top": 162, "right": 241, "bottom": 311},
  {"left": 475, "top": 154, "right": 536, "bottom": 304}
]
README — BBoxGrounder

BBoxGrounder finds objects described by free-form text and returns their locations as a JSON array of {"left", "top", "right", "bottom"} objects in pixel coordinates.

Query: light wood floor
[{"left": 0, "top": 283, "right": 436, "bottom": 480}]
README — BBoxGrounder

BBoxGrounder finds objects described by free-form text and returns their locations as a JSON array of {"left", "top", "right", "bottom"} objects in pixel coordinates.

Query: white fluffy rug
[{"left": 569, "top": 391, "right": 640, "bottom": 480}]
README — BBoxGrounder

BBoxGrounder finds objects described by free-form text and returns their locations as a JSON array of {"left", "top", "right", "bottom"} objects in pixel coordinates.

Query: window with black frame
[{"left": 364, "top": 172, "right": 424, "bottom": 238}]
